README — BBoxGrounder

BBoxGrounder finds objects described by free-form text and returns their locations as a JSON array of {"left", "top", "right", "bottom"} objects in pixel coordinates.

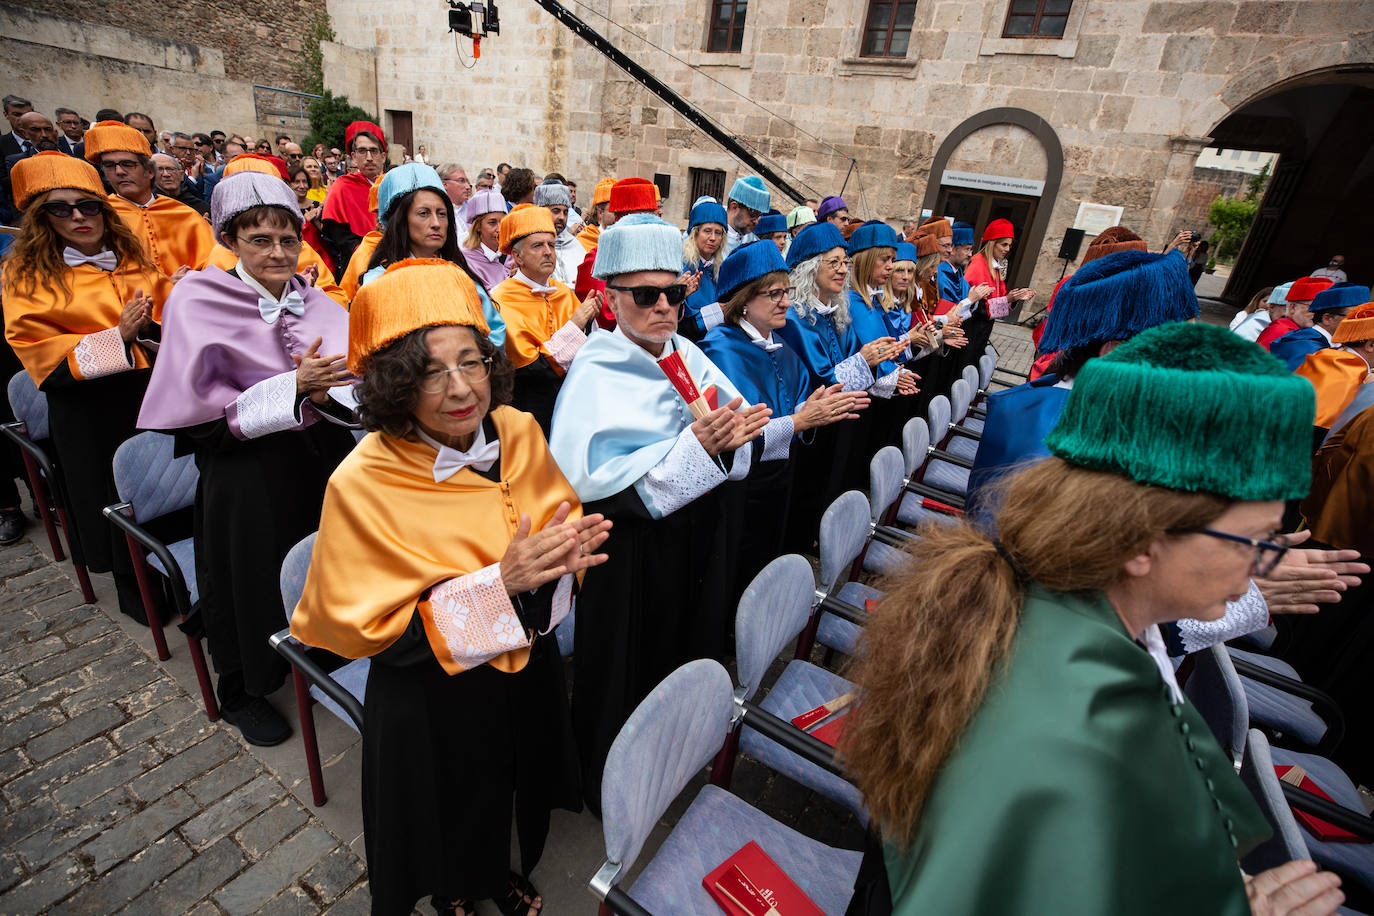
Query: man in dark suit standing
[
  {"left": 1, "top": 112, "right": 62, "bottom": 225},
  {"left": 55, "top": 107, "right": 85, "bottom": 158},
  {"left": 1, "top": 95, "right": 33, "bottom": 159}
]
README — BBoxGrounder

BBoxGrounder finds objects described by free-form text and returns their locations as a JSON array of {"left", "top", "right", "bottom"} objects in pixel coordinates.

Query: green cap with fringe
[{"left": 1045, "top": 322, "right": 1315, "bottom": 500}]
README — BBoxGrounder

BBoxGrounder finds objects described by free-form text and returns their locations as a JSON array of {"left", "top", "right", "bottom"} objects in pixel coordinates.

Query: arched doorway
[
  {"left": 1207, "top": 68, "right": 1374, "bottom": 302},
  {"left": 922, "top": 108, "right": 1064, "bottom": 297}
]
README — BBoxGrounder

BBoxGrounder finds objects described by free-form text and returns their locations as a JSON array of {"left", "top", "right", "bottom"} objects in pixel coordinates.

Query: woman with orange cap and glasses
[
  {"left": 2, "top": 151, "right": 170, "bottom": 622},
  {"left": 292, "top": 259, "right": 609, "bottom": 916},
  {"left": 964, "top": 218, "right": 1036, "bottom": 369}
]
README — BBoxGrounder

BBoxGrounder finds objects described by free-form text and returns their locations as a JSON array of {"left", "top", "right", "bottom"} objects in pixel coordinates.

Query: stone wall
[
  {"left": 1177, "top": 166, "right": 1250, "bottom": 244},
  {"left": 27, "top": 0, "right": 329, "bottom": 90},
  {"left": 323, "top": 0, "right": 1372, "bottom": 296}
]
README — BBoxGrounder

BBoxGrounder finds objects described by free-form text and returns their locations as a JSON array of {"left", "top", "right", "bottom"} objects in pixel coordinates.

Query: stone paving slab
[{"left": 0, "top": 540, "right": 367, "bottom": 915}]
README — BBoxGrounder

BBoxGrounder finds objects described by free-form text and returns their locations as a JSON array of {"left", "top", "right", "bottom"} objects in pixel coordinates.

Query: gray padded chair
[
  {"left": 1183, "top": 644, "right": 1249, "bottom": 765},
  {"left": 860, "top": 446, "right": 912, "bottom": 578},
  {"left": 922, "top": 394, "right": 971, "bottom": 495},
  {"left": 269, "top": 532, "right": 368, "bottom": 806},
  {"left": 811, "top": 491, "right": 879, "bottom": 660},
  {"left": 1228, "top": 647, "right": 1331, "bottom": 750},
  {"left": 104, "top": 431, "right": 216, "bottom": 718},
  {"left": 730, "top": 555, "right": 865, "bottom": 821},
  {"left": 591, "top": 659, "right": 862, "bottom": 916},
  {"left": 895, "top": 417, "right": 961, "bottom": 529},
  {"left": 3, "top": 370, "right": 97, "bottom": 603}
]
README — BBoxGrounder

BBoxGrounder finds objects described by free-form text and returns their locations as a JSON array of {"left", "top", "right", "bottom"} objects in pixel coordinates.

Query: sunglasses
[
  {"left": 607, "top": 283, "right": 688, "bottom": 307},
  {"left": 41, "top": 200, "right": 102, "bottom": 219}
]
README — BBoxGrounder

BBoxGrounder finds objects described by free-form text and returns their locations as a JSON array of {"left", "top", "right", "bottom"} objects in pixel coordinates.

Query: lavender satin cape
[{"left": 137, "top": 267, "right": 349, "bottom": 434}]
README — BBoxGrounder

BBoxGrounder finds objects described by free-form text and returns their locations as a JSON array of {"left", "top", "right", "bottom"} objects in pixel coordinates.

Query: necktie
[
  {"left": 62, "top": 248, "right": 118, "bottom": 271},
  {"left": 432, "top": 436, "right": 502, "bottom": 481},
  {"left": 258, "top": 290, "right": 307, "bottom": 324}
]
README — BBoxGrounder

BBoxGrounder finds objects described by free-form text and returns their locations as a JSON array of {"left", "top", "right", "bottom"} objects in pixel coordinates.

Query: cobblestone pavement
[
  {"left": 989, "top": 321, "right": 1035, "bottom": 376},
  {"left": 0, "top": 540, "right": 369, "bottom": 915}
]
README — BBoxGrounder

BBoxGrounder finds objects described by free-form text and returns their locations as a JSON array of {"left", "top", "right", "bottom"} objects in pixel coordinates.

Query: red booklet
[
  {"left": 1275, "top": 765, "right": 1363, "bottom": 843},
  {"left": 864, "top": 599, "right": 878, "bottom": 614},
  {"left": 703, "top": 842, "right": 825, "bottom": 916},
  {"left": 810, "top": 712, "right": 848, "bottom": 748}
]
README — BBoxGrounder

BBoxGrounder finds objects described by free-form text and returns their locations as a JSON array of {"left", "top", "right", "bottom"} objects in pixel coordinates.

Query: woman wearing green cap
[{"left": 844, "top": 323, "right": 1343, "bottom": 916}]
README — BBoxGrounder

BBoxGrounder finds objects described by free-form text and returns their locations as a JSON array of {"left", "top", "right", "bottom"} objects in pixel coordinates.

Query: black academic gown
[
  {"left": 573, "top": 464, "right": 739, "bottom": 815},
  {"left": 181, "top": 410, "right": 354, "bottom": 703},
  {"left": 362, "top": 433, "right": 580, "bottom": 915},
  {"left": 511, "top": 360, "right": 563, "bottom": 438}
]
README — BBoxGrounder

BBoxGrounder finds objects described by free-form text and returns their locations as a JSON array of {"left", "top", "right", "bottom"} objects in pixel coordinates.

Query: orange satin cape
[
  {"left": 339, "top": 230, "right": 383, "bottom": 305},
  {"left": 2, "top": 261, "right": 170, "bottom": 384},
  {"left": 108, "top": 193, "right": 216, "bottom": 277},
  {"left": 1303, "top": 404, "right": 1374, "bottom": 556},
  {"left": 575, "top": 222, "right": 599, "bottom": 254},
  {"left": 289, "top": 406, "right": 582, "bottom": 674},
  {"left": 1295, "top": 349, "right": 1371, "bottom": 429},
  {"left": 202, "top": 242, "right": 348, "bottom": 307},
  {"left": 491, "top": 276, "right": 581, "bottom": 371}
]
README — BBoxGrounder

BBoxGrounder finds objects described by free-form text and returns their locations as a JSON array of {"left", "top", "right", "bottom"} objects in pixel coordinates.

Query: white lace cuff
[
  {"left": 633, "top": 425, "right": 727, "bottom": 520},
  {"left": 227, "top": 371, "right": 304, "bottom": 440},
  {"left": 547, "top": 320, "right": 588, "bottom": 372},
  {"left": 420, "top": 563, "right": 531, "bottom": 673},
  {"left": 546, "top": 574, "right": 574, "bottom": 634},
  {"left": 69, "top": 327, "right": 134, "bottom": 380},
  {"left": 760, "top": 415, "right": 795, "bottom": 462},
  {"left": 833, "top": 352, "right": 875, "bottom": 393},
  {"left": 956, "top": 298, "right": 974, "bottom": 320},
  {"left": 725, "top": 439, "right": 752, "bottom": 481},
  {"left": 871, "top": 366, "right": 901, "bottom": 399},
  {"left": 699, "top": 302, "right": 724, "bottom": 331},
  {"left": 1175, "top": 580, "right": 1270, "bottom": 655}
]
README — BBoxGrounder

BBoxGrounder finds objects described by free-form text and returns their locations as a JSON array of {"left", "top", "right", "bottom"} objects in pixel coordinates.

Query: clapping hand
[
  {"left": 292, "top": 336, "right": 351, "bottom": 404},
  {"left": 118, "top": 289, "right": 154, "bottom": 342},
  {"left": 299, "top": 263, "right": 320, "bottom": 287},
  {"left": 573, "top": 290, "right": 601, "bottom": 330},
  {"left": 1255, "top": 530, "right": 1369, "bottom": 614},
  {"left": 501, "top": 502, "right": 612, "bottom": 595},
  {"left": 968, "top": 283, "right": 995, "bottom": 302},
  {"left": 895, "top": 369, "right": 920, "bottom": 396},
  {"left": 860, "top": 336, "right": 900, "bottom": 367},
  {"left": 691, "top": 396, "right": 771, "bottom": 457},
  {"left": 794, "top": 384, "right": 868, "bottom": 431}
]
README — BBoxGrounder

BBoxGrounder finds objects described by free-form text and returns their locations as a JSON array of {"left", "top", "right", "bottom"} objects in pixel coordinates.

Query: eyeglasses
[
  {"left": 419, "top": 358, "right": 492, "bottom": 392},
  {"left": 353, "top": 148, "right": 384, "bottom": 159},
  {"left": 236, "top": 236, "right": 303, "bottom": 254},
  {"left": 607, "top": 283, "right": 688, "bottom": 307},
  {"left": 99, "top": 158, "right": 142, "bottom": 173},
  {"left": 41, "top": 200, "right": 102, "bottom": 219},
  {"left": 696, "top": 226, "right": 724, "bottom": 240},
  {"left": 820, "top": 257, "right": 852, "bottom": 271},
  {"left": 758, "top": 288, "right": 789, "bottom": 304},
  {"left": 286, "top": 153, "right": 303, "bottom": 160},
  {"left": 1187, "top": 528, "right": 1290, "bottom": 577},
  {"left": 255, "top": 145, "right": 271, "bottom": 152}
]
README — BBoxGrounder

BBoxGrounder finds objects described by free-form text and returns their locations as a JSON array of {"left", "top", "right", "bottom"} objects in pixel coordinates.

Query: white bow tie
[
  {"left": 63, "top": 248, "right": 118, "bottom": 271},
  {"left": 750, "top": 337, "right": 783, "bottom": 353},
  {"left": 432, "top": 436, "right": 501, "bottom": 482},
  {"left": 812, "top": 303, "right": 838, "bottom": 316},
  {"left": 258, "top": 290, "right": 306, "bottom": 324}
]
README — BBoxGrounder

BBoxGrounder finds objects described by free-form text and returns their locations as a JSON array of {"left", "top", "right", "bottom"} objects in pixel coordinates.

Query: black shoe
[
  {"left": 220, "top": 696, "right": 292, "bottom": 747},
  {"left": 0, "top": 508, "right": 27, "bottom": 546}
]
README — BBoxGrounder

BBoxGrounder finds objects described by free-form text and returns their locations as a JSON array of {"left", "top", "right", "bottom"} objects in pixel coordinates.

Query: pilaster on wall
[{"left": 1143, "top": 135, "right": 1214, "bottom": 248}]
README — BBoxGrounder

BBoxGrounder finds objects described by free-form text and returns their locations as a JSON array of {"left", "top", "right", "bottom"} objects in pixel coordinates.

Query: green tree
[
  {"left": 1207, "top": 195, "right": 1260, "bottom": 262},
  {"left": 292, "top": 12, "right": 336, "bottom": 96},
  {"left": 303, "top": 91, "right": 378, "bottom": 154},
  {"left": 1244, "top": 159, "right": 1272, "bottom": 201}
]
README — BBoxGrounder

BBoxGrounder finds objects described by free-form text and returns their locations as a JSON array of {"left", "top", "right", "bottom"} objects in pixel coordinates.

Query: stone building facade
[{"left": 322, "top": 0, "right": 1372, "bottom": 299}]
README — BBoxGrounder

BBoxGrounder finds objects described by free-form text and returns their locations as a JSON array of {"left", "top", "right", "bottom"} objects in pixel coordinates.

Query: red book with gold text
[
  {"left": 703, "top": 842, "right": 825, "bottom": 916},
  {"left": 1276, "top": 765, "right": 1363, "bottom": 842}
]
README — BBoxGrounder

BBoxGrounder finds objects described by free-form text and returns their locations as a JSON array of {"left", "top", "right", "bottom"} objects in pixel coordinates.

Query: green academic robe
[{"left": 884, "top": 585, "right": 1270, "bottom": 915}]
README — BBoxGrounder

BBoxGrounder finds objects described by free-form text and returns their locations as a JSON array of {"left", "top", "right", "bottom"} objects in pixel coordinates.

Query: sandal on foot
[
  {"left": 495, "top": 871, "right": 543, "bottom": 916},
  {"left": 430, "top": 894, "right": 476, "bottom": 916}
]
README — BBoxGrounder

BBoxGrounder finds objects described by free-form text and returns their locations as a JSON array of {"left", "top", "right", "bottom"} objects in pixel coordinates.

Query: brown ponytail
[{"left": 841, "top": 457, "right": 1229, "bottom": 843}]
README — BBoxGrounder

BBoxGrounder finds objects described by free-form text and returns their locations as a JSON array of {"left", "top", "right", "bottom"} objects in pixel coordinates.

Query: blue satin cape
[
  {"left": 775, "top": 306, "right": 864, "bottom": 390},
  {"left": 698, "top": 323, "right": 810, "bottom": 419},
  {"left": 548, "top": 328, "right": 743, "bottom": 505},
  {"left": 1269, "top": 327, "right": 1330, "bottom": 372},
  {"left": 683, "top": 258, "right": 719, "bottom": 334},
  {"left": 938, "top": 261, "right": 969, "bottom": 306},
  {"left": 966, "top": 374, "right": 1071, "bottom": 524},
  {"left": 844, "top": 290, "right": 900, "bottom": 376}
]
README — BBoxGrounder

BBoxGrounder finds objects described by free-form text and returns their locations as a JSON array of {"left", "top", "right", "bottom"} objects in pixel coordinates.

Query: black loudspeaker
[
  {"left": 653, "top": 173, "right": 671, "bottom": 202},
  {"left": 1058, "top": 228, "right": 1085, "bottom": 260}
]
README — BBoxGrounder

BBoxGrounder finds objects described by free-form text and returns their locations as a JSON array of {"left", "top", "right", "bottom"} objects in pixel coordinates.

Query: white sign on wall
[
  {"left": 941, "top": 170, "right": 1045, "bottom": 197},
  {"left": 1073, "top": 202, "right": 1126, "bottom": 236}
]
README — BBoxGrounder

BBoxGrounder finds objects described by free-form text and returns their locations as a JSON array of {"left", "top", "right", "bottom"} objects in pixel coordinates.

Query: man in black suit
[
  {"left": 55, "top": 107, "right": 84, "bottom": 158},
  {"left": 1, "top": 112, "right": 62, "bottom": 224},
  {"left": 1, "top": 95, "right": 33, "bottom": 159}
]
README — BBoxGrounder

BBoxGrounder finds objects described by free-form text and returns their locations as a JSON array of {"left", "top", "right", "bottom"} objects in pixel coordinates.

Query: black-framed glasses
[
  {"left": 419, "top": 358, "right": 492, "bottom": 393},
  {"left": 607, "top": 283, "right": 687, "bottom": 307},
  {"left": 41, "top": 200, "right": 102, "bottom": 219},
  {"left": 1189, "top": 528, "right": 1290, "bottom": 577}
]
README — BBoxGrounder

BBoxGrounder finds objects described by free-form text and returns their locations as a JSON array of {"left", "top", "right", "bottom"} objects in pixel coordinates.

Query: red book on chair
[
  {"left": 1275, "top": 765, "right": 1363, "bottom": 843},
  {"left": 704, "top": 842, "right": 825, "bottom": 916}
]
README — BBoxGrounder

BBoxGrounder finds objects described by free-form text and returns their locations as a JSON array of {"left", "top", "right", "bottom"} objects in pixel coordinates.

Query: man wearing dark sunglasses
[{"left": 548, "top": 212, "right": 771, "bottom": 814}]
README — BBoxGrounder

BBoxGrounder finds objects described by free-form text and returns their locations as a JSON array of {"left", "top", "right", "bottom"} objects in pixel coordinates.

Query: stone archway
[{"left": 923, "top": 108, "right": 1064, "bottom": 293}]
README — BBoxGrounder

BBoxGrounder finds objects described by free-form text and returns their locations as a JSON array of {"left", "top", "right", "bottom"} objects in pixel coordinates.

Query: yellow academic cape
[
  {"left": 575, "top": 223, "right": 599, "bottom": 253},
  {"left": 339, "top": 230, "right": 383, "bottom": 305},
  {"left": 490, "top": 276, "right": 581, "bottom": 371},
  {"left": 107, "top": 193, "right": 216, "bottom": 277},
  {"left": 201, "top": 242, "right": 348, "bottom": 307},
  {"left": 2, "top": 261, "right": 170, "bottom": 384},
  {"left": 1295, "top": 348, "right": 1371, "bottom": 428},
  {"left": 290, "top": 406, "right": 582, "bottom": 674}
]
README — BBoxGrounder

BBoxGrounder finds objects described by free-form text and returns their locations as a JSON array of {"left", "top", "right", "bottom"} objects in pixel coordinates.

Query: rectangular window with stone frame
[
  {"left": 1002, "top": 0, "right": 1073, "bottom": 37},
  {"left": 688, "top": 167, "right": 727, "bottom": 214},
  {"left": 707, "top": 0, "right": 748, "bottom": 53},
  {"left": 860, "top": 1, "right": 918, "bottom": 58}
]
